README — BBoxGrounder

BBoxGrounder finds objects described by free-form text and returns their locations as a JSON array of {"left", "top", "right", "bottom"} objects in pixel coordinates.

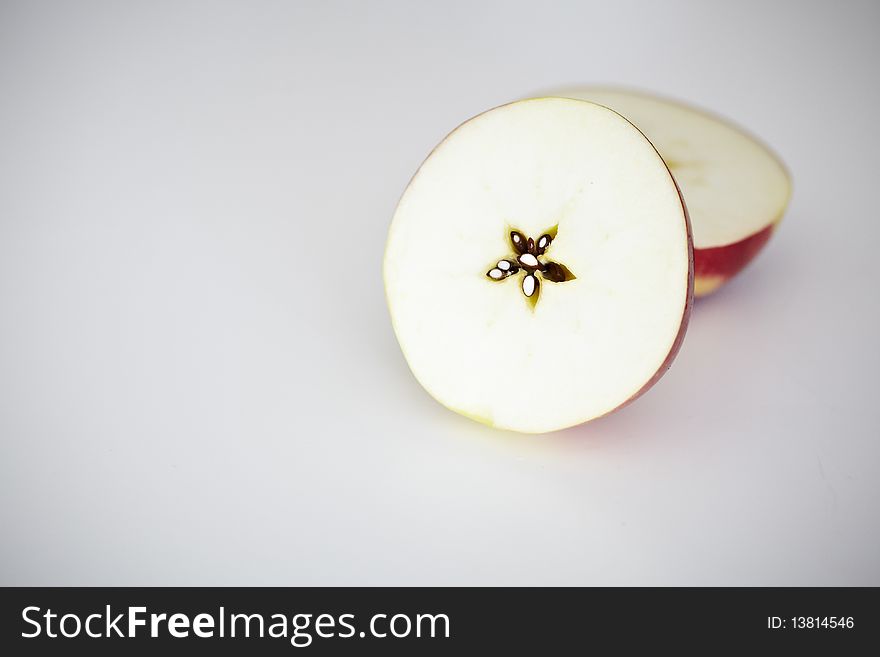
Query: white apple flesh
[
  {"left": 547, "top": 88, "right": 792, "bottom": 296},
  {"left": 384, "top": 98, "right": 693, "bottom": 433}
]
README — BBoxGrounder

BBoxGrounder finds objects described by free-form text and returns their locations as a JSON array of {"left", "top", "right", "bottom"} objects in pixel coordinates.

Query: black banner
[{"left": 1, "top": 587, "right": 875, "bottom": 654}]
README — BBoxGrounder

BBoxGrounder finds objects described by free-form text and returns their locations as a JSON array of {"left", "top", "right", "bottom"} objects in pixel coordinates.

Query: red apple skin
[{"left": 693, "top": 224, "right": 775, "bottom": 296}]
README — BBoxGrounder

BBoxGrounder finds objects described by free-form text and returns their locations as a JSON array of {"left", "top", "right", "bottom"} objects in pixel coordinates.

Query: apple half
[
  {"left": 384, "top": 98, "right": 693, "bottom": 433},
  {"left": 548, "top": 88, "right": 792, "bottom": 296}
]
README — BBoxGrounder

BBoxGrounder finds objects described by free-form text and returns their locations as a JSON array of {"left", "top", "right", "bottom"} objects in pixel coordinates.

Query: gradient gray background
[{"left": 1, "top": 0, "right": 878, "bottom": 585}]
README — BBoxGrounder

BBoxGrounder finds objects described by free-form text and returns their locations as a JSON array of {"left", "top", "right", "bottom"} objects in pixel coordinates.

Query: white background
[{"left": 1, "top": 0, "right": 878, "bottom": 585}]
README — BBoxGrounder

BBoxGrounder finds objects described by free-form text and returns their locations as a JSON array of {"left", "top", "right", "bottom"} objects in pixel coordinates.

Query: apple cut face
[
  {"left": 384, "top": 98, "right": 693, "bottom": 434},
  {"left": 548, "top": 88, "right": 792, "bottom": 296}
]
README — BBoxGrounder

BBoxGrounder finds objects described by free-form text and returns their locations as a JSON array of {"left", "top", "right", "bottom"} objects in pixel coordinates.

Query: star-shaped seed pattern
[{"left": 486, "top": 229, "right": 575, "bottom": 307}]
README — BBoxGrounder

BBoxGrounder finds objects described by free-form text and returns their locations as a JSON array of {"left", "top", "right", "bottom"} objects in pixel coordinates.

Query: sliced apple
[
  {"left": 547, "top": 87, "right": 791, "bottom": 296},
  {"left": 384, "top": 98, "right": 693, "bottom": 433}
]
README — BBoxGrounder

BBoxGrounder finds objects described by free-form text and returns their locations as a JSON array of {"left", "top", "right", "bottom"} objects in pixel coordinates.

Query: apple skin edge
[
  {"left": 575, "top": 173, "right": 694, "bottom": 430},
  {"left": 693, "top": 223, "right": 775, "bottom": 297}
]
